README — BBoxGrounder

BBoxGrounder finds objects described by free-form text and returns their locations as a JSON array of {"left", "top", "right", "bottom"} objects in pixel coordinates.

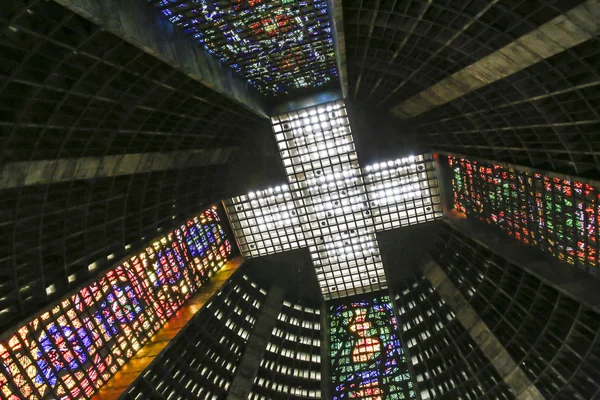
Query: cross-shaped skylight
[{"left": 224, "top": 100, "right": 442, "bottom": 299}]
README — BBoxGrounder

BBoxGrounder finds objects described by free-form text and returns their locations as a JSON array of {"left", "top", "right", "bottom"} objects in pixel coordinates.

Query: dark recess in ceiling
[
  {"left": 378, "top": 221, "right": 445, "bottom": 287},
  {"left": 242, "top": 250, "right": 323, "bottom": 308},
  {"left": 346, "top": 99, "right": 429, "bottom": 164}
]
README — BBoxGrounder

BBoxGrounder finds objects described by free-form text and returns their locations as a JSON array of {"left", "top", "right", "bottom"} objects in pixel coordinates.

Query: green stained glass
[
  {"left": 449, "top": 156, "right": 599, "bottom": 273},
  {"left": 330, "top": 294, "right": 415, "bottom": 400}
]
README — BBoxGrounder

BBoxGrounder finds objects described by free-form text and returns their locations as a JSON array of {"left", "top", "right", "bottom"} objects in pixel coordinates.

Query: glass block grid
[
  {"left": 225, "top": 185, "right": 306, "bottom": 257},
  {"left": 449, "top": 156, "right": 600, "bottom": 274},
  {"left": 330, "top": 294, "right": 414, "bottom": 400},
  {"left": 0, "top": 207, "right": 232, "bottom": 400},
  {"left": 274, "top": 100, "right": 383, "bottom": 299},
  {"left": 225, "top": 100, "right": 442, "bottom": 299},
  {"left": 148, "top": 0, "right": 337, "bottom": 95},
  {"left": 363, "top": 155, "right": 443, "bottom": 231}
]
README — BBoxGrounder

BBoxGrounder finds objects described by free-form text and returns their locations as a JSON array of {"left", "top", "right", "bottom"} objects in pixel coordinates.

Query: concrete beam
[
  {"left": 418, "top": 81, "right": 600, "bottom": 126},
  {"left": 421, "top": 258, "right": 545, "bottom": 400},
  {"left": 328, "top": 0, "right": 349, "bottom": 98},
  {"left": 391, "top": 0, "right": 600, "bottom": 118},
  {"left": 320, "top": 303, "right": 331, "bottom": 400},
  {"left": 227, "top": 286, "right": 285, "bottom": 400},
  {"left": 267, "top": 88, "right": 344, "bottom": 115},
  {"left": 0, "top": 148, "right": 237, "bottom": 189},
  {"left": 52, "top": 0, "right": 267, "bottom": 118},
  {"left": 444, "top": 214, "right": 600, "bottom": 314}
]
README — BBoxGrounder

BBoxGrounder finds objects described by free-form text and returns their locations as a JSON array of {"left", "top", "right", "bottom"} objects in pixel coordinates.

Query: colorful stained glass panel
[
  {"left": 0, "top": 206, "right": 232, "bottom": 399},
  {"left": 329, "top": 294, "right": 415, "bottom": 399}
]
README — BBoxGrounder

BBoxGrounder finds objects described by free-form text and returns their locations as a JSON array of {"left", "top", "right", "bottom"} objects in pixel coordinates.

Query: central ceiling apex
[{"left": 150, "top": 0, "right": 338, "bottom": 95}]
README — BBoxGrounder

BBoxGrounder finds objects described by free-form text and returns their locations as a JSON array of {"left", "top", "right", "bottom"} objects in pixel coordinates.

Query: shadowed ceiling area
[
  {"left": 343, "top": 0, "right": 600, "bottom": 177},
  {"left": 1, "top": 0, "right": 599, "bottom": 334}
]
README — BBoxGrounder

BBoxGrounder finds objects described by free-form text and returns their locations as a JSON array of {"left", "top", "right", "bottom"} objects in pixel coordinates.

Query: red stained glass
[{"left": 450, "top": 156, "right": 599, "bottom": 272}]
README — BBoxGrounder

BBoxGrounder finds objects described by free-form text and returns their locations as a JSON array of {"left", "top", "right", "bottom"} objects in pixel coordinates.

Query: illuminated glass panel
[
  {"left": 0, "top": 207, "right": 232, "bottom": 399},
  {"left": 449, "top": 156, "right": 600, "bottom": 273},
  {"left": 329, "top": 294, "right": 415, "bottom": 400},
  {"left": 226, "top": 185, "right": 306, "bottom": 257},
  {"left": 148, "top": 0, "right": 337, "bottom": 95},
  {"left": 364, "top": 155, "right": 443, "bottom": 231},
  {"left": 225, "top": 100, "right": 442, "bottom": 299}
]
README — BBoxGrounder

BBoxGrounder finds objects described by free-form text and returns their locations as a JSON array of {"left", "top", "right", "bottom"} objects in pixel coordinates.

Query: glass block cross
[{"left": 224, "top": 100, "right": 442, "bottom": 299}]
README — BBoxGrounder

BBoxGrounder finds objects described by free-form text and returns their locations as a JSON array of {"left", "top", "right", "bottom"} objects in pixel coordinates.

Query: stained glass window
[
  {"left": 148, "top": 0, "right": 338, "bottom": 95},
  {"left": 329, "top": 294, "right": 415, "bottom": 399},
  {"left": 449, "top": 156, "right": 600, "bottom": 274},
  {"left": 0, "top": 206, "right": 232, "bottom": 399}
]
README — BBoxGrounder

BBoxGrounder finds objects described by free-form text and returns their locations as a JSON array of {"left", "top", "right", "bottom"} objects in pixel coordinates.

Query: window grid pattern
[
  {"left": 330, "top": 294, "right": 414, "bottom": 400},
  {"left": 434, "top": 225, "right": 600, "bottom": 400},
  {"left": 148, "top": 0, "right": 337, "bottom": 95},
  {"left": 364, "top": 155, "right": 442, "bottom": 231},
  {"left": 394, "top": 276, "right": 515, "bottom": 399},
  {"left": 0, "top": 207, "right": 232, "bottom": 400},
  {"left": 252, "top": 302, "right": 322, "bottom": 399},
  {"left": 225, "top": 100, "right": 442, "bottom": 299},
  {"left": 274, "top": 101, "right": 384, "bottom": 299},
  {"left": 122, "top": 273, "right": 266, "bottom": 400},
  {"left": 225, "top": 186, "right": 306, "bottom": 256},
  {"left": 449, "top": 156, "right": 600, "bottom": 275}
]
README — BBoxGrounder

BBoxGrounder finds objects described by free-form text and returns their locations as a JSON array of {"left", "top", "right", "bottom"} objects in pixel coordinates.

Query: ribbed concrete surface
[
  {"left": 392, "top": 0, "right": 600, "bottom": 118},
  {"left": 0, "top": 148, "right": 236, "bottom": 188}
]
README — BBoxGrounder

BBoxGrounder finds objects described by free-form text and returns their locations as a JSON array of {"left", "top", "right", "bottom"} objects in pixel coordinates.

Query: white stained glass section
[
  {"left": 271, "top": 100, "right": 387, "bottom": 299},
  {"left": 364, "top": 154, "right": 443, "bottom": 231},
  {"left": 224, "top": 185, "right": 306, "bottom": 257}
]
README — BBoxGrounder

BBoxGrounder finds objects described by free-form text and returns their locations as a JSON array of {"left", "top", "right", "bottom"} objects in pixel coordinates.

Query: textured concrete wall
[
  {"left": 227, "top": 286, "right": 285, "bottom": 400},
  {"left": 421, "top": 258, "right": 545, "bottom": 400},
  {"left": 0, "top": 148, "right": 236, "bottom": 188},
  {"left": 53, "top": 0, "right": 267, "bottom": 117},
  {"left": 444, "top": 214, "right": 600, "bottom": 313},
  {"left": 328, "top": 0, "right": 349, "bottom": 98},
  {"left": 392, "top": 0, "right": 600, "bottom": 118}
]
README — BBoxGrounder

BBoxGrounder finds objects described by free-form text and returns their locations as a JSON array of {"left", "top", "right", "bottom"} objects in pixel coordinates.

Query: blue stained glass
[
  {"left": 38, "top": 324, "right": 86, "bottom": 372},
  {"left": 148, "top": 0, "right": 338, "bottom": 95}
]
